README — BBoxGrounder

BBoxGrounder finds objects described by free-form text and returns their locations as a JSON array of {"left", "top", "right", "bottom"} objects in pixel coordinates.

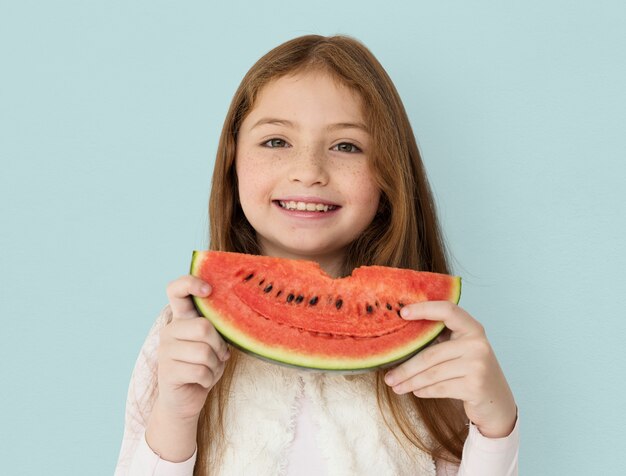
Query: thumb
[
  {"left": 400, "top": 301, "right": 480, "bottom": 336},
  {"left": 166, "top": 275, "right": 212, "bottom": 320}
]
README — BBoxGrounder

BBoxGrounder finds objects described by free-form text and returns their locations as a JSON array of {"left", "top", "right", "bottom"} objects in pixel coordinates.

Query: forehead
[{"left": 243, "top": 71, "right": 366, "bottom": 129}]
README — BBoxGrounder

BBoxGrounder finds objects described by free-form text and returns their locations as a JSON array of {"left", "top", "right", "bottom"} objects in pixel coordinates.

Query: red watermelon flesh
[{"left": 190, "top": 251, "right": 461, "bottom": 372}]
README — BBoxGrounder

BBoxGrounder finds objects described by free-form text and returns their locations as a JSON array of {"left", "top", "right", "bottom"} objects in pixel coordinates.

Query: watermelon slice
[{"left": 190, "top": 251, "right": 461, "bottom": 372}]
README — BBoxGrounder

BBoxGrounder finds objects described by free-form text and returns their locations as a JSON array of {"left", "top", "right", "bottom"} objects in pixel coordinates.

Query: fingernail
[
  {"left": 400, "top": 307, "right": 410, "bottom": 318},
  {"left": 200, "top": 284, "right": 211, "bottom": 294},
  {"left": 220, "top": 350, "right": 231, "bottom": 361},
  {"left": 384, "top": 373, "right": 395, "bottom": 385}
]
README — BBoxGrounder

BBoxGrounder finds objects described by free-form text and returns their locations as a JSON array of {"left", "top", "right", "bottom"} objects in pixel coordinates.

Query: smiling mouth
[{"left": 277, "top": 200, "right": 339, "bottom": 212}]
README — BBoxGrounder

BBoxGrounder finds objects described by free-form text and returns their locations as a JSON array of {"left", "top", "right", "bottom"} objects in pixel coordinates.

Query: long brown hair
[{"left": 196, "top": 35, "right": 467, "bottom": 474}]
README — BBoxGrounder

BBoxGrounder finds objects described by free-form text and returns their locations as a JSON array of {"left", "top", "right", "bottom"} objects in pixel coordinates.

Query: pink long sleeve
[
  {"left": 436, "top": 418, "right": 519, "bottom": 475},
  {"left": 123, "top": 434, "right": 196, "bottom": 476}
]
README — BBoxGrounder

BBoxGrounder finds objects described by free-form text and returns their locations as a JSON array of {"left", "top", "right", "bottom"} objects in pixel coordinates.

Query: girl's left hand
[{"left": 384, "top": 301, "right": 517, "bottom": 438}]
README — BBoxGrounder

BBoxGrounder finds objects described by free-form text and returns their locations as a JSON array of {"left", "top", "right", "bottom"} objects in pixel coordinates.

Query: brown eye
[
  {"left": 333, "top": 142, "right": 361, "bottom": 153},
  {"left": 263, "top": 138, "right": 288, "bottom": 148}
]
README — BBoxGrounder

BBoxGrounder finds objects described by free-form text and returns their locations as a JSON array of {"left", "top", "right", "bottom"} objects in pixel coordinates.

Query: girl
[{"left": 116, "top": 35, "right": 518, "bottom": 475}]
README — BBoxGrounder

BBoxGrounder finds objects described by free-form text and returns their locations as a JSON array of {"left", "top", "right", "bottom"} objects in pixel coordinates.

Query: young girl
[{"left": 116, "top": 35, "right": 519, "bottom": 475}]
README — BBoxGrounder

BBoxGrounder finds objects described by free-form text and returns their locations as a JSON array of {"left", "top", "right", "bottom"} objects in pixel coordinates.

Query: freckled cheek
[
  {"left": 337, "top": 163, "right": 380, "bottom": 206},
  {"left": 236, "top": 154, "right": 278, "bottom": 203},
  {"left": 357, "top": 187, "right": 381, "bottom": 215}
]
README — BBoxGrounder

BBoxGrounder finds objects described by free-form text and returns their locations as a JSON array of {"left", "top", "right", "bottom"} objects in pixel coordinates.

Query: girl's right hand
[{"left": 156, "top": 275, "right": 230, "bottom": 421}]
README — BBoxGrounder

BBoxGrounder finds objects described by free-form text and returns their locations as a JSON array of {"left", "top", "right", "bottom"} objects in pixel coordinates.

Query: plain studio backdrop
[{"left": 1, "top": 1, "right": 624, "bottom": 474}]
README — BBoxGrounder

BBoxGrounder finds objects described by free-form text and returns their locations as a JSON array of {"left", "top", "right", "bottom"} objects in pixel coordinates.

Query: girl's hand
[
  {"left": 384, "top": 302, "right": 517, "bottom": 438},
  {"left": 145, "top": 275, "right": 230, "bottom": 462},
  {"left": 156, "top": 275, "right": 230, "bottom": 421}
]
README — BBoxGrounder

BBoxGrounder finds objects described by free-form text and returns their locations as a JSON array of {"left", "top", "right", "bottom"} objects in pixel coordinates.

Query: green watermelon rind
[
  {"left": 195, "top": 298, "right": 448, "bottom": 373},
  {"left": 190, "top": 252, "right": 461, "bottom": 373}
]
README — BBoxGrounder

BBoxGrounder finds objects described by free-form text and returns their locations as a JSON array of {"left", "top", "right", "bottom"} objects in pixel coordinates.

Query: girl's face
[{"left": 235, "top": 70, "right": 380, "bottom": 275}]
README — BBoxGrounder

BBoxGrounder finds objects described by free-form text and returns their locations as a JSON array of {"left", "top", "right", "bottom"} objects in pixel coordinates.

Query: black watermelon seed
[
  {"left": 276, "top": 290, "right": 282, "bottom": 297},
  {"left": 309, "top": 296, "right": 319, "bottom": 305},
  {"left": 336, "top": 299, "right": 343, "bottom": 310},
  {"left": 366, "top": 304, "right": 373, "bottom": 314},
  {"left": 244, "top": 273, "right": 254, "bottom": 281},
  {"left": 397, "top": 310, "right": 402, "bottom": 317},
  {"left": 386, "top": 303, "right": 392, "bottom": 311},
  {"left": 287, "top": 293, "right": 295, "bottom": 303},
  {"left": 398, "top": 302, "right": 405, "bottom": 308},
  {"left": 263, "top": 284, "right": 273, "bottom": 293},
  {"left": 295, "top": 295, "right": 304, "bottom": 304},
  {"left": 259, "top": 279, "right": 265, "bottom": 286}
]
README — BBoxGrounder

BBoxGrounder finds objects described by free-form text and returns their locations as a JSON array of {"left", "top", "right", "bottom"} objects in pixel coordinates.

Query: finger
[
  {"left": 166, "top": 360, "right": 222, "bottom": 389},
  {"left": 412, "top": 377, "right": 470, "bottom": 400},
  {"left": 400, "top": 301, "right": 483, "bottom": 335},
  {"left": 390, "top": 359, "right": 466, "bottom": 395},
  {"left": 385, "top": 339, "right": 461, "bottom": 386},
  {"left": 168, "top": 340, "right": 224, "bottom": 367},
  {"left": 166, "top": 275, "right": 212, "bottom": 319},
  {"left": 434, "top": 327, "right": 452, "bottom": 344},
  {"left": 169, "top": 319, "right": 230, "bottom": 360}
]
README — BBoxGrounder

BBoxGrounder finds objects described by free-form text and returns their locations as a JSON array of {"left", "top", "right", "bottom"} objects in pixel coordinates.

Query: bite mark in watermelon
[{"left": 190, "top": 251, "right": 461, "bottom": 372}]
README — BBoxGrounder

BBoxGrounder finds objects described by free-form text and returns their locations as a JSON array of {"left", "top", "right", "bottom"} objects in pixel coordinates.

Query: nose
[{"left": 288, "top": 145, "right": 329, "bottom": 187}]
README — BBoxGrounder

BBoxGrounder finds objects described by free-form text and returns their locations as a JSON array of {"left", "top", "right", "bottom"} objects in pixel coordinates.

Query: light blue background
[{"left": 1, "top": 1, "right": 624, "bottom": 474}]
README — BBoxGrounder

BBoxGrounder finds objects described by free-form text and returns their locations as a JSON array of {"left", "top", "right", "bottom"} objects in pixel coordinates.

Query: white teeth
[{"left": 278, "top": 200, "right": 335, "bottom": 212}]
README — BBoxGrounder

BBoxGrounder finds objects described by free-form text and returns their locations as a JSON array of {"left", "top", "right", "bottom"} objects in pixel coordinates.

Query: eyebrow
[
  {"left": 250, "top": 117, "right": 369, "bottom": 133},
  {"left": 251, "top": 118, "right": 295, "bottom": 129}
]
